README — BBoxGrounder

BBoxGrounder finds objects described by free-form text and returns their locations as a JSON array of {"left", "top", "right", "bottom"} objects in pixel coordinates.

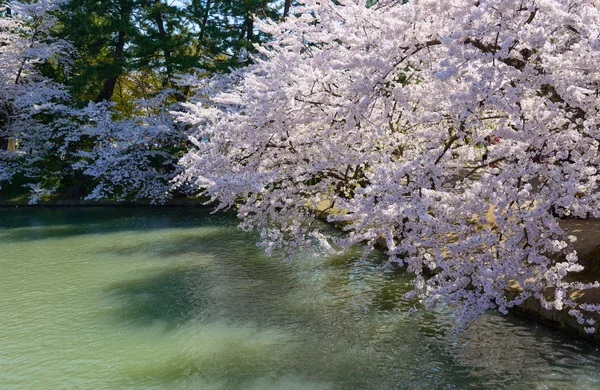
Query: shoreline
[{"left": 0, "top": 199, "right": 213, "bottom": 208}]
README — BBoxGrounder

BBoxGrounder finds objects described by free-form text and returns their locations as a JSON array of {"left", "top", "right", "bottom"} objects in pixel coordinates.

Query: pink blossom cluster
[{"left": 177, "top": 0, "right": 600, "bottom": 328}]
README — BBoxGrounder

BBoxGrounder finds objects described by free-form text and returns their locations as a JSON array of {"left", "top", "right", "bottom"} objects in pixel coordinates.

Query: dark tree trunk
[
  {"left": 96, "top": 29, "right": 126, "bottom": 102},
  {"left": 283, "top": 0, "right": 291, "bottom": 19},
  {"left": 149, "top": 0, "right": 173, "bottom": 83},
  {"left": 198, "top": 0, "right": 211, "bottom": 43},
  {"left": 245, "top": 13, "right": 253, "bottom": 42},
  {"left": 0, "top": 105, "right": 8, "bottom": 150}
]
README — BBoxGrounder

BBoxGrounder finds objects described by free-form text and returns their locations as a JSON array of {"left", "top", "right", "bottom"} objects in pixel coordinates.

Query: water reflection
[{"left": 1, "top": 208, "right": 600, "bottom": 389}]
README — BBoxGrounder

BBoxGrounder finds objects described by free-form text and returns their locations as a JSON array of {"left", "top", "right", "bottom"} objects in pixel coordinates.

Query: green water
[{"left": 1, "top": 208, "right": 599, "bottom": 389}]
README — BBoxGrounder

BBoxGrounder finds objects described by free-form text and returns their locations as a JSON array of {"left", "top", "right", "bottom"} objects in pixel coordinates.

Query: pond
[{"left": 1, "top": 207, "right": 599, "bottom": 389}]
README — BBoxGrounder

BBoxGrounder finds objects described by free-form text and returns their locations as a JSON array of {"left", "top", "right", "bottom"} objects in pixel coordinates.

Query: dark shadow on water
[
  {"left": 101, "top": 228, "right": 421, "bottom": 335},
  {"left": 0, "top": 207, "right": 232, "bottom": 242},
  {"left": 100, "top": 232, "right": 487, "bottom": 389},
  {"left": 106, "top": 266, "right": 215, "bottom": 329},
  {"left": 103, "top": 234, "right": 301, "bottom": 330},
  {"left": 103, "top": 248, "right": 395, "bottom": 388},
  {"left": 97, "top": 230, "right": 257, "bottom": 259}
]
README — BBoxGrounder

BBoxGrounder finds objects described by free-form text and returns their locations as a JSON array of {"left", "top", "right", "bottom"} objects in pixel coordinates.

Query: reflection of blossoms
[{"left": 176, "top": 0, "right": 600, "bottom": 329}]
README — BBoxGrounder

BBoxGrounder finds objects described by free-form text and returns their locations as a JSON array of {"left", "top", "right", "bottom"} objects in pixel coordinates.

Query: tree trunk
[
  {"left": 96, "top": 29, "right": 126, "bottom": 102},
  {"left": 245, "top": 12, "right": 253, "bottom": 42},
  {"left": 149, "top": 0, "right": 173, "bottom": 83},
  {"left": 283, "top": 0, "right": 291, "bottom": 19},
  {"left": 198, "top": 0, "right": 211, "bottom": 43}
]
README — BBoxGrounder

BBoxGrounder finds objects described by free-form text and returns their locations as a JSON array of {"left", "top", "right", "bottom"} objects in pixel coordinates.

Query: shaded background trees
[
  {"left": 0, "top": 0, "right": 287, "bottom": 202},
  {"left": 54, "top": 0, "right": 283, "bottom": 105}
]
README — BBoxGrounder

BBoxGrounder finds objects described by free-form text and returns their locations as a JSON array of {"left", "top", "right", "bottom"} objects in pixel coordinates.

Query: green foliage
[{"left": 53, "top": 0, "right": 283, "bottom": 105}]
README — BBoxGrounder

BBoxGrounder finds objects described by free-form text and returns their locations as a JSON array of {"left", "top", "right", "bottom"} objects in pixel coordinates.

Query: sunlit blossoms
[
  {"left": 177, "top": 0, "right": 600, "bottom": 327},
  {"left": 75, "top": 93, "right": 184, "bottom": 203}
]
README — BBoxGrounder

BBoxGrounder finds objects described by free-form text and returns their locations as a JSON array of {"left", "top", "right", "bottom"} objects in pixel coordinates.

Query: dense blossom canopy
[{"left": 177, "top": 0, "right": 600, "bottom": 328}]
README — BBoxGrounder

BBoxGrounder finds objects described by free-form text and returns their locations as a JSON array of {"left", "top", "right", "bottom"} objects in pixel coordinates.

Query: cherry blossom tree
[
  {"left": 0, "top": 0, "right": 77, "bottom": 199},
  {"left": 74, "top": 92, "right": 184, "bottom": 203},
  {"left": 176, "top": 0, "right": 600, "bottom": 328},
  {"left": 1, "top": 1, "right": 184, "bottom": 203}
]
